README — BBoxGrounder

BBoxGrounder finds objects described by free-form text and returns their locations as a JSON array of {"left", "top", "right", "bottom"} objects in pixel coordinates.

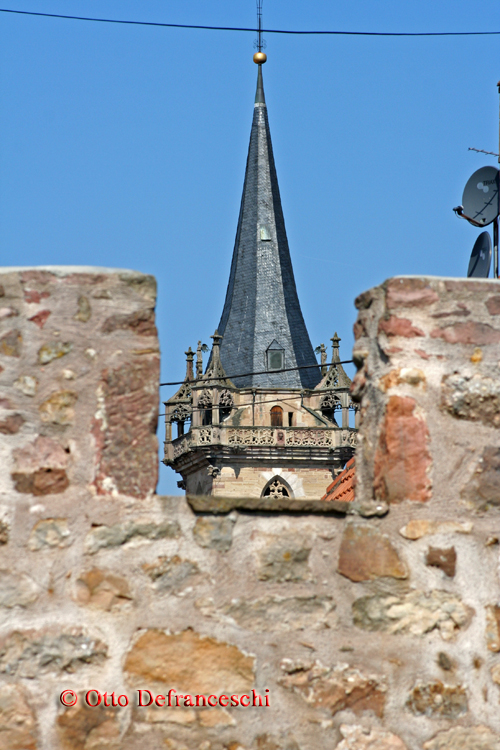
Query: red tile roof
[{"left": 322, "top": 457, "right": 356, "bottom": 503}]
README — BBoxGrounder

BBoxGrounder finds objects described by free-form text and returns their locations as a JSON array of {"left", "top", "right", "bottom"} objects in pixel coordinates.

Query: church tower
[{"left": 163, "top": 56, "right": 357, "bottom": 499}]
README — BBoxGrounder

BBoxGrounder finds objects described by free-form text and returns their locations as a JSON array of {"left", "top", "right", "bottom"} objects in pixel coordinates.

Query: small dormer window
[
  {"left": 266, "top": 340, "right": 284, "bottom": 371},
  {"left": 260, "top": 225, "right": 272, "bottom": 241},
  {"left": 268, "top": 350, "right": 283, "bottom": 370}
]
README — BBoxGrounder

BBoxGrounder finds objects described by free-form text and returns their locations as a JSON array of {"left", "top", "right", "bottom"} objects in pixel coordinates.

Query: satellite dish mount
[
  {"left": 453, "top": 81, "right": 500, "bottom": 278},
  {"left": 455, "top": 166, "right": 500, "bottom": 278}
]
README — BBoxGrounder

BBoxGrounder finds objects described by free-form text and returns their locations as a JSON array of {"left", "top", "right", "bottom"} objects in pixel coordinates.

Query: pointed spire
[
  {"left": 316, "top": 333, "right": 351, "bottom": 390},
  {"left": 203, "top": 331, "right": 234, "bottom": 386},
  {"left": 331, "top": 333, "right": 341, "bottom": 364},
  {"left": 210, "top": 330, "right": 223, "bottom": 367},
  {"left": 165, "top": 344, "right": 194, "bottom": 405},
  {"left": 216, "top": 63, "right": 320, "bottom": 390},
  {"left": 184, "top": 346, "right": 194, "bottom": 381},
  {"left": 255, "top": 64, "right": 266, "bottom": 105}
]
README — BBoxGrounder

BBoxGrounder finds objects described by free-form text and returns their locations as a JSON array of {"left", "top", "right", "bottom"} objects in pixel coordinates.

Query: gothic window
[
  {"left": 266, "top": 340, "right": 285, "bottom": 371},
  {"left": 321, "top": 392, "right": 341, "bottom": 424},
  {"left": 261, "top": 476, "right": 293, "bottom": 499},
  {"left": 218, "top": 389, "right": 234, "bottom": 422},
  {"left": 270, "top": 405, "right": 283, "bottom": 427},
  {"left": 198, "top": 390, "right": 213, "bottom": 426},
  {"left": 170, "top": 404, "right": 192, "bottom": 438}
]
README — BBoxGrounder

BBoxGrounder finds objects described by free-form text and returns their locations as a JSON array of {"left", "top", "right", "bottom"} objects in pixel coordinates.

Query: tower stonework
[{"left": 164, "top": 65, "right": 357, "bottom": 497}]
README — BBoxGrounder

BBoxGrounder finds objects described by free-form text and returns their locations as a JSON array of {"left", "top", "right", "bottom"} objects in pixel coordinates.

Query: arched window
[
  {"left": 198, "top": 390, "right": 213, "bottom": 426},
  {"left": 170, "top": 405, "right": 192, "bottom": 438},
  {"left": 261, "top": 475, "right": 293, "bottom": 499},
  {"left": 270, "top": 405, "right": 283, "bottom": 427},
  {"left": 320, "top": 392, "right": 341, "bottom": 425},
  {"left": 219, "top": 389, "right": 234, "bottom": 422}
]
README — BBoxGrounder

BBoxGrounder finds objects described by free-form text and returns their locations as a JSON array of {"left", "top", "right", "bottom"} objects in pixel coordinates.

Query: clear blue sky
[{"left": 1, "top": 1, "right": 499, "bottom": 494}]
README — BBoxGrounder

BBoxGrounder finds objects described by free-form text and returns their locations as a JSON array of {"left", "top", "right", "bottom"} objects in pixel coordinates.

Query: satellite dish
[
  {"left": 467, "top": 231, "right": 491, "bottom": 278},
  {"left": 462, "top": 166, "right": 499, "bottom": 226}
]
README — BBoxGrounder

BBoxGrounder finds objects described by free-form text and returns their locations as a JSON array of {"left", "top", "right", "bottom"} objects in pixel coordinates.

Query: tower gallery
[{"left": 163, "top": 57, "right": 358, "bottom": 498}]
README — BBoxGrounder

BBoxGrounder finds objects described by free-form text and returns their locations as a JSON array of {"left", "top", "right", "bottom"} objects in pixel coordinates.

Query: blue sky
[{"left": 1, "top": 1, "right": 499, "bottom": 494}]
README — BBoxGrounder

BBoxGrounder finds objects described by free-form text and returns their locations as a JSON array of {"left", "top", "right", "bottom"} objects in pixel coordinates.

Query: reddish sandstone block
[
  {"left": 24, "top": 288, "right": 50, "bottom": 304},
  {"left": 338, "top": 523, "right": 407, "bottom": 582},
  {"left": 378, "top": 316, "right": 425, "bottom": 338},
  {"left": 11, "top": 436, "right": 70, "bottom": 496},
  {"left": 92, "top": 358, "right": 159, "bottom": 498},
  {"left": 374, "top": 396, "right": 431, "bottom": 504},
  {"left": 124, "top": 629, "right": 254, "bottom": 694},
  {"left": 386, "top": 278, "right": 439, "bottom": 309},
  {"left": 0, "top": 414, "right": 24, "bottom": 434},
  {"left": 486, "top": 295, "right": 500, "bottom": 315},
  {"left": 12, "top": 469, "right": 69, "bottom": 496},
  {"left": 101, "top": 308, "right": 157, "bottom": 337},
  {"left": 415, "top": 349, "right": 430, "bottom": 360},
  {"left": 426, "top": 547, "right": 456, "bottom": 578},
  {"left": 28, "top": 309, "right": 51, "bottom": 329},
  {"left": 430, "top": 321, "right": 500, "bottom": 345}
]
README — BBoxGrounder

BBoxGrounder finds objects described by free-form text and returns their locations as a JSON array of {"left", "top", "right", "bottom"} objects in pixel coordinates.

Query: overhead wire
[
  {"left": 1, "top": 8, "right": 499, "bottom": 36},
  {"left": 160, "top": 368, "right": 357, "bottom": 419},
  {"left": 159, "top": 389, "right": 353, "bottom": 419},
  {"left": 166, "top": 391, "right": 349, "bottom": 413},
  {"left": 160, "top": 360, "right": 354, "bottom": 387},
  {"left": 3, "top": 4, "right": 360, "bottom": 414},
  {"left": 1, "top": 4, "right": 377, "bottom": 429}
]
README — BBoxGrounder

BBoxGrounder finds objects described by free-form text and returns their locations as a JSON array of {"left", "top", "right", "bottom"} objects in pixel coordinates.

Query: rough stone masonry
[{"left": 0, "top": 268, "right": 499, "bottom": 750}]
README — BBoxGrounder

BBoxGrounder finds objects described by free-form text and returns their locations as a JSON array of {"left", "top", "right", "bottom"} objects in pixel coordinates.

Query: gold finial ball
[{"left": 253, "top": 52, "right": 267, "bottom": 64}]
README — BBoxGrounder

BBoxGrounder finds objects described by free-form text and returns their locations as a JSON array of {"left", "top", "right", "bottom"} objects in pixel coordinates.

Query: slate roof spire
[{"left": 216, "top": 62, "right": 320, "bottom": 389}]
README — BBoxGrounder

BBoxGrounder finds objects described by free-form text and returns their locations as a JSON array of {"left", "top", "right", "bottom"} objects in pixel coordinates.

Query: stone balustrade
[{"left": 165, "top": 425, "right": 358, "bottom": 464}]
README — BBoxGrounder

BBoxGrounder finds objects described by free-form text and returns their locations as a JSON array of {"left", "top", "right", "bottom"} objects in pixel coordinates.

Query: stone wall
[
  {"left": 0, "top": 270, "right": 499, "bottom": 750},
  {"left": 0, "top": 267, "right": 159, "bottom": 501},
  {"left": 348, "top": 275, "right": 500, "bottom": 748}
]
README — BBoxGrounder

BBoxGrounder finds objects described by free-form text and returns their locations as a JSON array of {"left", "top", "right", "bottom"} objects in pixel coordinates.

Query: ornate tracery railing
[{"left": 166, "top": 425, "right": 356, "bottom": 463}]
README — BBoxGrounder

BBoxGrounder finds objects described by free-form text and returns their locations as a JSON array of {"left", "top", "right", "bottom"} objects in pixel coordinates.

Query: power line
[
  {"left": 165, "top": 390, "right": 352, "bottom": 413},
  {"left": 160, "top": 360, "right": 353, "bottom": 387},
  {"left": 160, "top": 389, "right": 355, "bottom": 418},
  {"left": 1, "top": 8, "right": 499, "bottom": 36}
]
